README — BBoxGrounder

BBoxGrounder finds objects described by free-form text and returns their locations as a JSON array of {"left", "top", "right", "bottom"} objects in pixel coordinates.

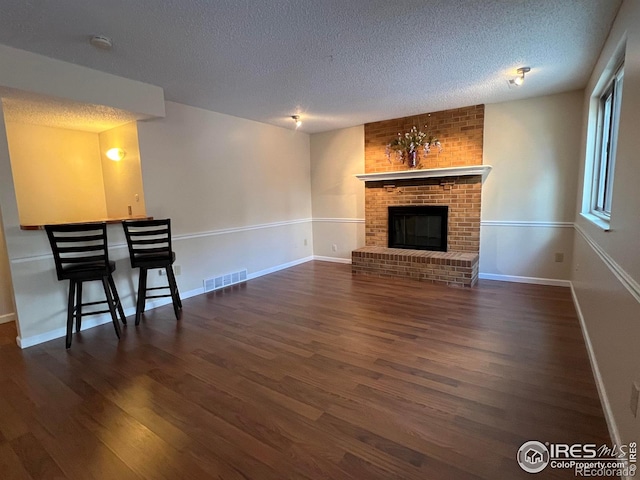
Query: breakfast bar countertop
[{"left": 20, "top": 215, "right": 153, "bottom": 231}]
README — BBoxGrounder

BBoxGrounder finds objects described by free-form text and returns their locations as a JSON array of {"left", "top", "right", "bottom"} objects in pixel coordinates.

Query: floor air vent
[{"left": 203, "top": 269, "right": 248, "bottom": 292}]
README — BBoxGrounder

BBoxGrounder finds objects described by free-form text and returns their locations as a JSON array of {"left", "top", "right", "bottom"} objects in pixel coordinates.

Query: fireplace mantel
[{"left": 355, "top": 165, "right": 492, "bottom": 183}]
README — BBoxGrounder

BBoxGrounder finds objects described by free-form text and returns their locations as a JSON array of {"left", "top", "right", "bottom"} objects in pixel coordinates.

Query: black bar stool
[
  {"left": 45, "top": 222, "right": 127, "bottom": 348},
  {"left": 122, "top": 219, "right": 182, "bottom": 325}
]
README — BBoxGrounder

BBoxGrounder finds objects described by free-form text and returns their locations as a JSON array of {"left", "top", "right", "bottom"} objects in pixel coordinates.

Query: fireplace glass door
[{"left": 388, "top": 206, "right": 448, "bottom": 251}]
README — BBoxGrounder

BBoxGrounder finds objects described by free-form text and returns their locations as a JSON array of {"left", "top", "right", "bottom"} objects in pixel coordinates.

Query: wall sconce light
[
  {"left": 106, "top": 147, "right": 126, "bottom": 161},
  {"left": 512, "top": 67, "right": 531, "bottom": 86},
  {"left": 291, "top": 115, "right": 302, "bottom": 128}
]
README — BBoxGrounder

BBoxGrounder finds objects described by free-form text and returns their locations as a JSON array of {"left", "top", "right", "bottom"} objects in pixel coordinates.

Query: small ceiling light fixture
[
  {"left": 512, "top": 66, "right": 531, "bottom": 86},
  {"left": 106, "top": 147, "right": 126, "bottom": 161},
  {"left": 90, "top": 35, "right": 113, "bottom": 50},
  {"left": 291, "top": 115, "right": 302, "bottom": 128}
]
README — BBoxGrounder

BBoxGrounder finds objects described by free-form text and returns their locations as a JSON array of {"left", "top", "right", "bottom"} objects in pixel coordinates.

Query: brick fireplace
[{"left": 352, "top": 105, "right": 487, "bottom": 287}]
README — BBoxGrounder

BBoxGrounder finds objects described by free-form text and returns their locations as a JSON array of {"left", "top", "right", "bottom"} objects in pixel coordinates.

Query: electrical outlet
[
  {"left": 304, "top": 238, "right": 308, "bottom": 246},
  {"left": 332, "top": 244, "right": 338, "bottom": 252},
  {"left": 158, "top": 269, "right": 166, "bottom": 276},
  {"left": 631, "top": 381, "right": 640, "bottom": 417},
  {"left": 555, "top": 252, "right": 564, "bottom": 263}
]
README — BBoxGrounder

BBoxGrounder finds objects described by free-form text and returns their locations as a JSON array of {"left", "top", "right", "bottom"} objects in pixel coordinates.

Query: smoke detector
[{"left": 89, "top": 35, "right": 113, "bottom": 50}]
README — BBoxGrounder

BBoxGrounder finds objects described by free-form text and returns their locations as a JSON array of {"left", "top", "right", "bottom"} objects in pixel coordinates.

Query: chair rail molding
[
  {"left": 12, "top": 218, "right": 314, "bottom": 264},
  {"left": 481, "top": 220, "right": 574, "bottom": 228},
  {"left": 574, "top": 223, "right": 640, "bottom": 304},
  {"left": 312, "top": 218, "right": 364, "bottom": 224}
]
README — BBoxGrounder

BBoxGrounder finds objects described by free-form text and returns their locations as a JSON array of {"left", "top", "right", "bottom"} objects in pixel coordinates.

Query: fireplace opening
[{"left": 388, "top": 206, "right": 448, "bottom": 251}]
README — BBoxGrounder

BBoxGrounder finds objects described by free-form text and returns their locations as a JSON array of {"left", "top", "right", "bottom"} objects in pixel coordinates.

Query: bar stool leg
[
  {"left": 175, "top": 274, "right": 182, "bottom": 309},
  {"left": 107, "top": 275, "right": 127, "bottom": 325},
  {"left": 75, "top": 281, "right": 83, "bottom": 333},
  {"left": 166, "top": 266, "right": 182, "bottom": 319},
  {"left": 101, "top": 277, "right": 121, "bottom": 339},
  {"left": 66, "top": 280, "right": 76, "bottom": 349},
  {"left": 135, "top": 268, "right": 148, "bottom": 326},
  {"left": 170, "top": 266, "right": 182, "bottom": 308}
]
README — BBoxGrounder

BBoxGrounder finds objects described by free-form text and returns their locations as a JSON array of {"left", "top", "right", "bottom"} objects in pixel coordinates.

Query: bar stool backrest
[
  {"left": 44, "top": 223, "right": 110, "bottom": 281},
  {"left": 122, "top": 219, "right": 173, "bottom": 267}
]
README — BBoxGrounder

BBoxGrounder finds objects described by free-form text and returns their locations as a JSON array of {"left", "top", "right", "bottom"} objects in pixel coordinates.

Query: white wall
[
  {"left": 571, "top": 0, "right": 640, "bottom": 446},
  {"left": 136, "top": 101, "right": 312, "bottom": 296},
  {"left": 0, "top": 100, "right": 313, "bottom": 346},
  {"left": 0, "top": 102, "right": 25, "bottom": 338},
  {"left": 0, "top": 206, "right": 15, "bottom": 323},
  {"left": 0, "top": 46, "right": 166, "bottom": 343},
  {"left": 481, "top": 91, "right": 584, "bottom": 281},
  {"left": 0, "top": 101, "right": 130, "bottom": 342},
  {"left": 0, "top": 44, "right": 165, "bottom": 119},
  {"left": 310, "top": 126, "right": 365, "bottom": 260},
  {"left": 0, "top": 46, "right": 312, "bottom": 346}
]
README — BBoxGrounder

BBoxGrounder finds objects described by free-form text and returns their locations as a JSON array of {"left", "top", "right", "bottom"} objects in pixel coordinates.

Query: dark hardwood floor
[{"left": 0, "top": 261, "right": 609, "bottom": 479}]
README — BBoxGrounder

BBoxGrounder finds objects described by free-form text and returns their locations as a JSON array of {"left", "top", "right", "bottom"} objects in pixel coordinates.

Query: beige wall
[
  {"left": 99, "top": 122, "right": 146, "bottom": 219},
  {"left": 481, "top": 91, "right": 584, "bottom": 280},
  {"left": 571, "top": 0, "right": 640, "bottom": 445},
  {"left": 5, "top": 120, "right": 147, "bottom": 226},
  {"left": 310, "top": 126, "right": 365, "bottom": 259},
  {"left": 309, "top": 95, "right": 584, "bottom": 279},
  {"left": 5, "top": 122, "right": 108, "bottom": 225}
]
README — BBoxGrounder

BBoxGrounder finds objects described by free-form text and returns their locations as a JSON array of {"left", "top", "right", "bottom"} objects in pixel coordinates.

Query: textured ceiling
[
  {"left": 0, "top": 88, "right": 143, "bottom": 133},
  {"left": 0, "top": 0, "right": 621, "bottom": 133}
]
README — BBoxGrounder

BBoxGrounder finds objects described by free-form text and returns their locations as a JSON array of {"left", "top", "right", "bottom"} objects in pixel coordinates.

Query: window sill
[{"left": 580, "top": 212, "right": 611, "bottom": 232}]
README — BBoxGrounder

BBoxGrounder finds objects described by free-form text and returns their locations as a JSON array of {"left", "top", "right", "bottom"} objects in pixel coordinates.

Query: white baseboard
[
  {"left": 570, "top": 284, "right": 621, "bottom": 451},
  {"left": 478, "top": 272, "right": 571, "bottom": 287},
  {"left": 15, "top": 257, "right": 315, "bottom": 349},
  {"left": 313, "top": 255, "right": 352, "bottom": 264},
  {"left": 482, "top": 273, "right": 621, "bottom": 453},
  {"left": 16, "top": 307, "right": 136, "bottom": 349},
  {"left": 0, "top": 313, "right": 16, "bottom": 324},
  {"left": 247, "top": 256, "right": 314, "bottom": 280}
]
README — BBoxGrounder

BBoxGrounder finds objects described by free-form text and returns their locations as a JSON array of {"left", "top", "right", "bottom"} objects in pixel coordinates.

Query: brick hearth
[{"left": 352, "top": 247, "right": 479, "bottom": 287}]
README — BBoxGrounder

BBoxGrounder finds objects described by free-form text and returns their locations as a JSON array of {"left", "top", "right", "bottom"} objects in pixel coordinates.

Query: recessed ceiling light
[
  {"left": 90, "top": 35, "right": 113, "bottom": 50},
  {"left": 291, "top": 115, "right": 302, "bottom": 128}
]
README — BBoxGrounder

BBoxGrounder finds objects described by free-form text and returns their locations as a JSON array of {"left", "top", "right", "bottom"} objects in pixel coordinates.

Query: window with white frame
[{"left": 591, "top": 64, "right": 624, "bottom": 219}]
